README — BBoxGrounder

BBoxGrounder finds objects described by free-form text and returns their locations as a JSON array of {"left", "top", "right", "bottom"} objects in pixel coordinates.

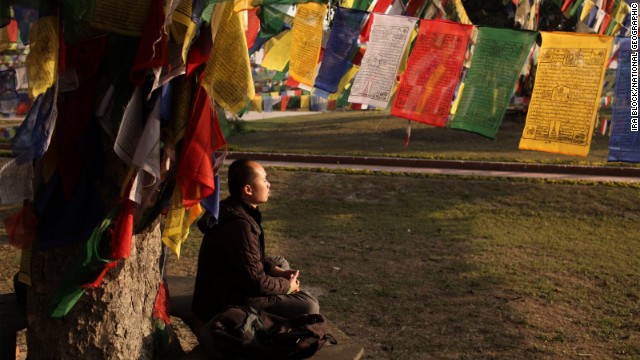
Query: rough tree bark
[
  {"left": 25, "top": 133, "right": 166, "bottom": 358},
  {"left": 27, "top": 224, "right": 162, "bottom": 359}
]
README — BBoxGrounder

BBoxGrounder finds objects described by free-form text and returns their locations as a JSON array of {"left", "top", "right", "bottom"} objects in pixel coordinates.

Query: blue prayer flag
[
  {"left": 608, "top": 37, "right": 640, "bottom": 163},
  {"left": 314, "top": 7, "right": 367, "bottom": 94}
]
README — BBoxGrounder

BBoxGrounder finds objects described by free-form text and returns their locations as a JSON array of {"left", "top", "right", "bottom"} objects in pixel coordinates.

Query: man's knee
[
  {"left": 297, "top": 291, "right": 320, "bottom": 314},
  {"left": 269, "top": 256, "right": 290, "bottom": 270}
]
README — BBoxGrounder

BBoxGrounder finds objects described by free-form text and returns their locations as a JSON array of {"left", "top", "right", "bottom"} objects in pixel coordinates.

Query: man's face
[{"left": 244, "top": 163, "right": 270, "bottom": 207}]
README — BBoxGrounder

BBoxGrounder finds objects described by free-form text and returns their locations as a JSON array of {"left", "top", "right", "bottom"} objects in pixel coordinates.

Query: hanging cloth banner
[
  {"left": 314, "top": 7, "right": 368, "bottom": 94},
  {"left": 608, "top": 37, "right": 639, "bottom": 162},
  {"left": 129, "top": 0, "right": 168, "bottom": 86},
  {"left": 90, "top": 0, "right": 152, "bottom": 36},
  {"left": 519, "top": 31, "right": 612, "bottom": 157},
  {"left": 245, "top": 8, "right": 261, "bottom": 49},
  {"left": 12, "top": 85, "right": 58, "bottom": 163},
  {"left": 391, "top": 20, "right": 472, "bottom": 127},
  {"left": 359, "top": 0, "right": 393, "bottom": 43},
  {"left": 162, "top": 184, "right": 203, "bottom": 257},
  {"left": 177, "top": 87, "right": 226, "bottom": 208},
  {"left": 202, "top": 2, "right": 255, "bottom": 114},
  {"left": 248, "top": 4, "right": 293, "bottom": 54},
  {"left": 289, "top": 2, "right": 327, "bottom": 87},
  {"left": 26, "top": 16, "right": 58, "bottom": 98},
  {"left": 260, "top": 30, "right": 292, "bottom": 72},
  {"left": 348, "top": 14, "right": 418, "bottom": 108},
  {"left": 0, "top": 158, "right": 33, "bottom": 204},
  {"left": 450, "top": 27, "right": 536, "bottom": 139},
  {"left": 49, "top": 209, "right": 118, "bottom": 318}
]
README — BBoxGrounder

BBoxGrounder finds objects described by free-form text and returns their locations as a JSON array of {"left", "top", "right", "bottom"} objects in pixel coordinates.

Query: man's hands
[
  {"left": 288, "top": 270, "right": 300, "bottom": 294},
  {"left": 270, "top": 266, "right": 300, "bottom": 294}
]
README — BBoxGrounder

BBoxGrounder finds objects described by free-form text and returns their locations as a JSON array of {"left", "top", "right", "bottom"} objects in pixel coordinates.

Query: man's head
[{"left": 228, "top": 159, "right": 270, "bottom": 207}]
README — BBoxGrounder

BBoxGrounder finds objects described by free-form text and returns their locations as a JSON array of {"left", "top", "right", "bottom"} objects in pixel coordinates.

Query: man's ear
[{"left": 243, "top": 184, "right": 253, "bottom": 196}]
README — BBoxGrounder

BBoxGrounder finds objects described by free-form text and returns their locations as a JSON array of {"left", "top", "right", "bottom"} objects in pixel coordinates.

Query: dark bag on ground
[{"left": 199, "top": 306, "right": 335, "bottom": 359}]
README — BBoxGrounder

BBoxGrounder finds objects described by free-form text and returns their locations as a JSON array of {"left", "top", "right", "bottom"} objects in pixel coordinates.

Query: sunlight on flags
[{"left": 519, "top": 32, "right": 612, "bottom": 157}]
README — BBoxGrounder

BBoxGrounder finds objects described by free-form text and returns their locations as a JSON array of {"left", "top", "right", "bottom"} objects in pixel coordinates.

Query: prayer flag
[
  {"left": 314, "top": 7, "right": 367, "bottom": 94},
  {"left": 11, "top": 85, "right": 58, "bottom": 163},
  {"left": 49, "top": 210, "right": 117, "bottom": 318},
  {"left": 519, "top": 32, "right": 613, "bottom": 157},
  {"left": 26, "top": 16, "right": 58, "bottom": 98},
  {"left": 260, "top": 30, "right": 292, "bottom": 71},
  {"left": 90, "top": 0, "right": 153, "bottom": 36},
  {"left": 0, "top": 158, "right": 33, "bottom": 205},
  {"left": 162, "top": 185, "right": 202, "bottom": 257},
  {"left": 248, "top": 4, "right": 293, "bottom": 54},
  {"left": 608, "top": 37, "right": 640, "bottom": 162},
  {"left": 111, "top": 200, "right": 135, "bottom": 259},
  {"left": 129, "top": 0, "right": 168, "bottom": 85},
  {"left": 289, "top": 2, "right": 327, "bottom": 87},
  {"left": 348, "top": 14, "right": 418, "bottom": 108},
  {"left": 186, "top": 23, "right": 212, "bottom": 77},
  {"left": 4, "top": 201, "right": 37, "bottom": 249},
  {"left": 177, "top": 87, "right": 226, "bottom": 208},
  {"left": 391, "top": 20, "right": 472, "bottom": 127},
  {"left": 202, "top": 2, "right": 255, "bottom": 114},
  {"left": 451, "top": 27, "right": 536, "bottom": 139},
  {"left": 359, "top": 0, "right": 393, "bottom": 43},
  {"left": 245, "top": 8, "right": 261, "bottom": 48}
]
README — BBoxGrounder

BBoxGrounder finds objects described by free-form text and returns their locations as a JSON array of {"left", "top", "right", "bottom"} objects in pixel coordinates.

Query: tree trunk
[{"left": 26, "top": 220, "right": 162, "bottom": 359}]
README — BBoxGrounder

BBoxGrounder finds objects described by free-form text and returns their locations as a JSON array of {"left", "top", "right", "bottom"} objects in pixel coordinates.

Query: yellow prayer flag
[
  {"left": 289, "top": 2, "right": 326, "bottom": 87},
  {"left": 450, "top": 83, "right": 465, "bottom": 115},
  {"left": 90, "top": 0, "right": 152, "bottom": 36},
  {"left": 261, "top": 30, "right": 292, "bottom": 72},
  {"left": 202, "top": 2, "right": 255, "bottom": 114},
  {"left": 27, "top": 16, "right": 58, "bottom": 98},
  {"left": 162, "top": 185, "right": 195, "bottom": 257},
  {"left": 234, "top": 0, "right": 256, "bottom": 12},
  {"left": 300, "top": 95, "right": 310, "bottom": 111},
  {"left": 329, "top": 64, "right": 359, "bottom": 101},
  {"left": 0, "top": 28, "right": 9, "bottom": 52},
  {"left": 251, "top": 95, "right": 263, "bottom": 112},
  {"left": 181, "top": 21, "right": 199, "bottom": 64},
  {"left": 171, "top": 0, "right": 192, "bottom": 44},
  {"left": 519, "top": 32, "right": 613, "bottom": 157},
  {"left": 452, "top": 0, "right": 472, "bottom": 25},
  {"left": 580, "top": 1, "right": 595, "bottom": 22}
]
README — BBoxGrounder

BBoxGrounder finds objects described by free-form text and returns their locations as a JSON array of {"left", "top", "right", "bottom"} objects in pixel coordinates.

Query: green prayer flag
[
  {"left": 450, "top": 27, "right": 536, "bottom": 139},
  {"left": 350, "top": 0, "right": 374, "bottom": 11},
  {"left": 49, "top": 210, "right": 116, "bottom": 318}
]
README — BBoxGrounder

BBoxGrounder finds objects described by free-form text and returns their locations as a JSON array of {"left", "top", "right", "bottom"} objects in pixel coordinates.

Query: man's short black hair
[{"left": 228, "top": 159, "right": 257, "bottom": 199}]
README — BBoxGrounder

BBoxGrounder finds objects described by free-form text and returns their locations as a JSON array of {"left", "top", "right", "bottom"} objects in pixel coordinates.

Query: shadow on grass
[{"left": 263, "top": 169, "right": 640, "bottom": 359}]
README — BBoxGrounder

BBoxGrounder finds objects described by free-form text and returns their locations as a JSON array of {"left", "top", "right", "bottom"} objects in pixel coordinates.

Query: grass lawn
[
  {"left": 167, "top": 167, "right": 640, "bottom": 360},
  {"left": 228, "top": 111, "right": 628, "bottom": 166},
  {"left": 1, "top": 111, "right": 638, "bottom": 359}
]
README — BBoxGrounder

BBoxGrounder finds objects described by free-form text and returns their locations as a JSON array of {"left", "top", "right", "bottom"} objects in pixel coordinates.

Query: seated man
[{"left": 192, "top": 159, "right": 319, "bottom": 322}]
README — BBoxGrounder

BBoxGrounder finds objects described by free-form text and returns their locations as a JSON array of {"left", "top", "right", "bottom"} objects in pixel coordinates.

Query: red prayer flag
[
  {"left": 391, "top": 20, "right": 472, "bottom": 127},
  {"left": 6, "top": 20, "right": 18, "bottom": 43},
  {"left": 246, "top": 8, "right": 260, "bottom": 49},
  {"left": 177, "top": 87, "right": 226, "bottom": 208},
  {"left": 599, "top": 14, "right": 612, "bottom": 35},
  {"left": 280, "top": 95, "right": 290, "bottom": 111},
  {"left": 186, "top": 26, "right": 212, "bottom": 77},
  {"left": 130, "top": 0, "right": 168, "bottom": 85},
  {"left": 111, "top": 199, "right": 135, "bottom": 259},
  {"left": 152, "top": 280, "right": 172, "bottom": 324},
  {"left": 4, "top": 201, "right": 37, "bottom": 249},
  {"left": 359, "top": 0, "right": 393, "bottom": 43},
  {"left": 82, "top": 261, "right": 117, "bottom": 289}
]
